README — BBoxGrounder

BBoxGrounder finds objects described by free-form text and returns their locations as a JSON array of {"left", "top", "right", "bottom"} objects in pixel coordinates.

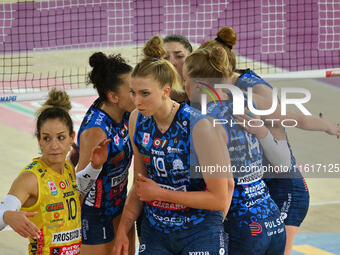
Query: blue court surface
[{"left": 292, "top": 233, "right": 340, "bottom": 255}]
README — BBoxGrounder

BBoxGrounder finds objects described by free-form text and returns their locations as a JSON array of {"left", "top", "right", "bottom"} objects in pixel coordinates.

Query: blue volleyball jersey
[
  {"left": 134, "top": 103, "right": 221, "bottom": 234},
  {"left": 235, "top": 69, "right": 302, "bottom": 178},
  {"left": 77, "top": 98, "right": 132, "bottom": 216},
  {"left": 235, "top": 69, "right": 310, "bottom": 226},
  {"left": 206, "top": 99, "right": 278, "bottom": 222},
  {"left": 235, "top": 68, "right": 273, "bottom": 90}
]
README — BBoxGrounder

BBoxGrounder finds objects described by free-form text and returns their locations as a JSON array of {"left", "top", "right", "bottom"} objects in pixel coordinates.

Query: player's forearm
[
  {"left": 118, "top": 185, "right": 143, "bottom": 234},
  {"left": 157, "top": 186, "right": 228, "bottom": 212}
]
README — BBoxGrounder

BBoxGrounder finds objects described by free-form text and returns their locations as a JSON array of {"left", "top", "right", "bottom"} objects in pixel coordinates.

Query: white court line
[{"left": 310, "top": 200, "right": 340, "bottom": 206}]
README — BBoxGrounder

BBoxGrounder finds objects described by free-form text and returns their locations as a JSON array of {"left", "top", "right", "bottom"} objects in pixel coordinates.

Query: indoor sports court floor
[{"left": 0, "top": 77, "right": 339, "bottom": 254}]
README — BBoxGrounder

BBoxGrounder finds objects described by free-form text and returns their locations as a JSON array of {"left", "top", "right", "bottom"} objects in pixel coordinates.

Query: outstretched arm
[
  {"left": 114, "top": 109, "right": 145, "bottom": 255},
  {"left": 1, "top": 172, "right": 40, "bottom": 238}
]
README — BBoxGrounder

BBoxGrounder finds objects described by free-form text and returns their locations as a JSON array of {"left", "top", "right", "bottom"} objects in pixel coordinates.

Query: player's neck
[
  {"left": 40, "top": 156, "right": 64, "bottom": 175},
  {"left": 101, "top": 101, "right": 125, "bottom": 123},
  {"left": 153, "top": 99, "right": 178, "bottom": 131}
]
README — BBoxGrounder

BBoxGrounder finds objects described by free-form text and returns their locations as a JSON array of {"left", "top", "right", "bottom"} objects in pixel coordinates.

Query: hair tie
[
  {"left": 152, "top": 57, "right": 160, "bottom": 61},
  {"left": 215, "top": 37, "right": 233, "bottom": 50}
]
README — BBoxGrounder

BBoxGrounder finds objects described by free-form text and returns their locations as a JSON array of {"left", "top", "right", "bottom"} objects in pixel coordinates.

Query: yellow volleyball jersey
[{"left": 21, "top": 158, "right": 81, "bottom": 255}]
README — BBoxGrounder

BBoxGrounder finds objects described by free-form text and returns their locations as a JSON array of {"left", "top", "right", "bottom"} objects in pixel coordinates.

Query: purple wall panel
[{"left": 0, "top": 0, "right": 339, "bottom": 71}]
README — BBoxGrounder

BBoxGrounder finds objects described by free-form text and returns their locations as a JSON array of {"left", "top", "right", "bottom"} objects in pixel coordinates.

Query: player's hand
[
  {"left": 113, "top": 231, "right": 129, "bottom": 255},
  {"left": 90, "top": 138, "right": 111, "bottom": 169},
  {"left": 136, "top": 174, "right": 161, "bottom": 201},
  {"left": 325, "top": 122, "right": 340, "bottom": 138},
  {"left": 3, "top": 211, "right": 40, "bottom": 239}
]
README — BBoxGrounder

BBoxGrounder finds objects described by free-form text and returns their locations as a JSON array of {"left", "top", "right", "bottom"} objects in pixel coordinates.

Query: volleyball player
[
  {"left": 114, "top": 35, "right": 232, "bottom": 255},
  {"left": 163, "top": 34, "right": 193, "bottom": 103},
  {"left": 164, "top": 34, "right": 193, "bottom": 82},
  {"left": 199, "top": 26, "right": 340, "bottom": 255},
  {"left": 0, "top": 88, "right": 109, "bottom": 254},
  {"left": 76, "top": 52, "right": 136, "bottom": 255},
  {"left": 184, "top": 46, "right": 288, "bottom": 255}
]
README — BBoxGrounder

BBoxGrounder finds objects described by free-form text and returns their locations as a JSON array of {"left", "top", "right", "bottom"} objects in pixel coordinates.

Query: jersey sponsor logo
[
  {"left": 142, "top": 133, "right": 150, "bottom": 147},
  {"left": 245, "top": 193, "right": 270, "bottom": 208},
  {"left": 151, "top": 148, "right": 165, "bottom": 156},
  {"left": 244, "top": 181, "right": 266, "bottom": 198},
  {"left": 249, "top": 222, "right": 263, "bottom": 236},
  {"left": 167, "top": 146, "right": 183, "bottom": 154},
  {"left": 95, "top": 112, "right": 106, "bottom": 126},
  {"left": 47, "top": 223, "right": 64, "bottom": 229},
  {"left": 264, "top": 217, "right": 284, "bottom": 229},
  {"left": 25, "top": 160, "right": 38, "bottom": 170},
  {"left": 151, "top": 212, "right": 191, "bottom": 224},
  {"left": 111, "top": 170, "right": 128, "bottom": 187},
  {"left": 46, "top": 202, "right": 64, "bottom": 212},
  {"left": 51, "top": 228, "right": 81, "bottom": 244},
  {"left": 38, "top": 168, "right": 47, "bottom": 178},
  {"left": 237, "top": 170, "right": 263, "bottom": 185},
  {"left": 59, "top": 181, "right": 66, "bottom": 189},
  {"left": 173, "top": 159, "right": 184, "bottom": 170},
  {"left": 188, "top": 251, "right": 210, "bottom": 255},
  {"left": 147, "top": 200, "right": 188, "bottom": 211},
  {"left": 50, "top": 241, "right": 81, "bottom": 255},
  {"left": 141, "top": 153, "right": 150, "bottom": 165},
  {"left": 48, "top": 181, "right": 58, "bottom": 195},
  {"left": 63, "top": 191, "right": 75, "bottom": 198},
  {"left": 110, "top": 177, "right": 128, "bottom": 199},
  {"left": 148, "top": 184, "right": 188, "bottom": 210},
  {"left": 30, "top": 228, "right": 44, "bottom": 254},
  {"left": 84, "top": 186, "right": 96, "bottom": 207},
  {"left": 95, "top": 179, "right": 103, "bottom": 208},
  {"left": 110, "top": 151, "right": 125, "bottom": 164}
]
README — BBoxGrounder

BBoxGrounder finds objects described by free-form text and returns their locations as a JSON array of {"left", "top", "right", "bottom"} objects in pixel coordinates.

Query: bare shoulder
[
  {"left": 8, "top": 171, "right": 38, "bottom": 201},
  {"left": 128, "top": 109, "right": 139, "bottom": 138},
  {"left": 80, "top": 126, "right": 106, "bottom": 141}
]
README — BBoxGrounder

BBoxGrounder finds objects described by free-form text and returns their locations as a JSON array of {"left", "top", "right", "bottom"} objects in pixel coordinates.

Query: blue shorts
[
  {"left": 138, "top": 214, "right": 228, "bottom": 255},
  {"left": 266, "top": 178, "right": 310, "bottom": 226},
  {"left": 225, "top": 210, "right": 286, "bottom": 255},
  {"left": 81, "top": 208, "right": 118, "bottom": 245}
]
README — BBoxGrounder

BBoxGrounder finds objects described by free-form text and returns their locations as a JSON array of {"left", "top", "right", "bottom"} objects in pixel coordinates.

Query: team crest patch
[
  {"left": 114, "top": 134, "right": 120, "bottom": 145},
  {"left": 48, "top": 181, "right": 58, "bottom": 195},
  {"left": 142, "top": 133, "right": 150, "bottom": 147}
]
